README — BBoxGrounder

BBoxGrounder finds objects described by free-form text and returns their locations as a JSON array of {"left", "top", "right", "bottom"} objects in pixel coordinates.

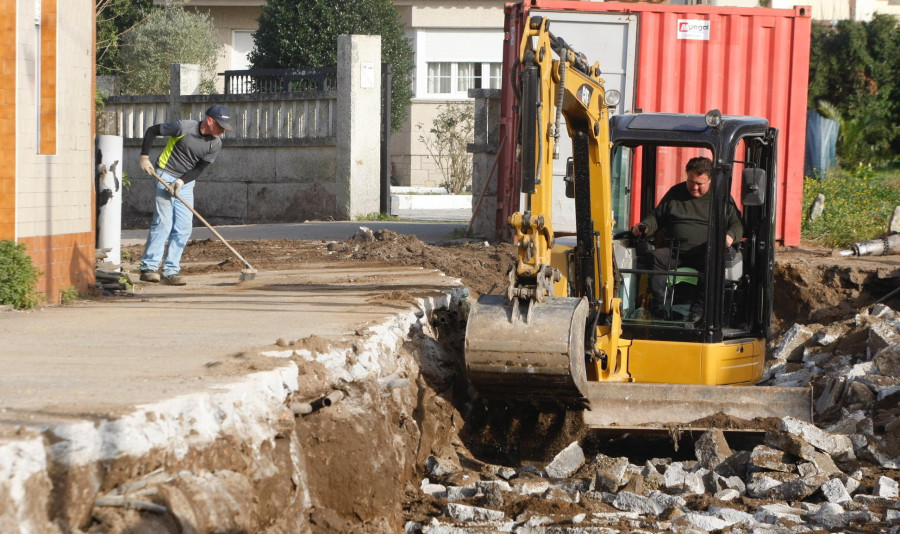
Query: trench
[{"left": 9, "top": 255, "right": 899, "bottom": 533}]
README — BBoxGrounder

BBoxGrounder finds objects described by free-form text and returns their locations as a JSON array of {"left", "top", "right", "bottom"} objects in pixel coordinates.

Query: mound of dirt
[{"left": 125, "top": 235, "right": 899, "bottom": 336}]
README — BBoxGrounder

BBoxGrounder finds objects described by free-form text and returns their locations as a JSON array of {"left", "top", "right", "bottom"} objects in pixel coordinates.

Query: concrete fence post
[
  {"left": 467, "top": 89, "right": 502, "bottom": 238},
  {"left": 169, "top": 64, "right": 202, "bottom": 120},
  {"left": 336, "top": 35, "right": 381, "bottom": 220}
]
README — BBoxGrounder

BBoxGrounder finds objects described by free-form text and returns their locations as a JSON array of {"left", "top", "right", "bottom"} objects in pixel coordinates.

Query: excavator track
[{"left": 465, "top": 294, "right": 590, "bottom": 407}]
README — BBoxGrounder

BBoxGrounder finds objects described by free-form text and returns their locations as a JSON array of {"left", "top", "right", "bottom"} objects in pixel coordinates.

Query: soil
[
  {"left": 114, "top": 231, "right": 900, "bottom": 532},
  {"left": 125, "top": 231, "right": 900, "bottom": 338}
]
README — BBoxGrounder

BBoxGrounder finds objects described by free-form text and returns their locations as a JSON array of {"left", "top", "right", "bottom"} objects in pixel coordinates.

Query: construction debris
[
  {"left": 840, "top": 232, "right": 900, "bottom": 257},
  {"left": 404, "top": 303, "right": 900, "bottom": 533}
]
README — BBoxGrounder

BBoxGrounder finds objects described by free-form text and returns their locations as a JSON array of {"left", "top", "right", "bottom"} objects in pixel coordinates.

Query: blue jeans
[{"left": 140, "top": 169, "right": 195, "bottom": 277}]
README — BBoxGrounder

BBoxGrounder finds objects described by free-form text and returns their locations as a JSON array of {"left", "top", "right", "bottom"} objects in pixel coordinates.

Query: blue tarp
[{"left": 805, "top": 109, "right": 839, "bottom": 178}]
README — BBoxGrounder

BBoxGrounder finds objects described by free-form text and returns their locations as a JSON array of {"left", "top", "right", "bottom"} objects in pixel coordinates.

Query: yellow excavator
[{"left": 464, "top": 16, "right": 812, "bottom": 430}]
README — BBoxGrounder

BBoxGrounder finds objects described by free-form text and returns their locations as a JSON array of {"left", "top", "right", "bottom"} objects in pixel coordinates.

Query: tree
[
  {"left": 119, "top": 2, "right": 222, "bottom": 95},
  {"left": 808, "top": 16, "right": 900, "bottom": 167},
  {"left": 417, "top": 103, "right": 474, "bottom": 194},
  {"left": 96, "top": 0, "right": 157, "bottom": 77},
  {"left": 249, "top": 0, "right": 414, "bottom": 131}
]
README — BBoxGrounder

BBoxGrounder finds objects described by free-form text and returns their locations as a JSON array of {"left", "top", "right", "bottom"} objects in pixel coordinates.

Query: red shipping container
[{"left": 497, "top": 1, "right": 811, "bottom": 246}]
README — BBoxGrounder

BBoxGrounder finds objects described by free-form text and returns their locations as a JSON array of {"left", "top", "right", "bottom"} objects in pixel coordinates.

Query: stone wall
[{"left": 108, "top": 35, "right": 382, "bottom": 228}]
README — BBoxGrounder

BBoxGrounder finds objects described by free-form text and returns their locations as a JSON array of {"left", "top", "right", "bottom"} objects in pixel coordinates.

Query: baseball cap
[{"left": 205, "top": 104, "right": 234, "bottom": 131}]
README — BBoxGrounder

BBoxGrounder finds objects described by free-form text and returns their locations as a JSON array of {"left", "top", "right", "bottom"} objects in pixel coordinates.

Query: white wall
[{"left": 16, "top": 0, "right": 94, "bottom": 239}]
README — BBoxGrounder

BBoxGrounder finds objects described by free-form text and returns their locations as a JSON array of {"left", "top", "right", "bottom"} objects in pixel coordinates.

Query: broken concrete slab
[
  {"left": 714, "top": 488, "right": 741, "bottom": 501},
  {"left": 875, "top": 343, "right": 900, "bottom": 377},
  {"left": 825, "top": 408, "right": 868, "bottom": 434},
  {"left": 749, "top": 445, "right": 796, "bottom": 473},
  {"left": 779, "top": 416, "right": 855, "bottom": 461},
  {"left": 590, "top": 454, "right": 630, "bottom": 493},
  {"left": 673, "top": 512, "right": 729, "bottom": 531},
  {"left": 611, "top": 491, "right": 665, "bottom": 516},
  {"left": 772, "top": 324, "right": 815, "bottom": 361},
  {"left": 746, "top": 474, "right": 784, "bottom": 498},
  {"left": 868, "top": 321, "right": 900, "bottom": 359},
  {"left": 708, "top": 505, "right": 757, "bottom": 527},
  {"left": 802, "top": 502, "right": 873, "bottom": 529},
  {"left": 815, "top": 376, "right": 846, "bottom": 415},
  {"left": 768, "top": 474, "right": 829, "bottom": 501},
  {"left": 819, "top": 478, "right": 852, "bottom": 504},
  {"left": 772, "top": 366, "right": 817, "bottom": 387},
  {"left": 764, "top": 430, "right": 842, "bottom": 476},
  {"left": 544, "top": 441, "right": 585, "bottom": 479},
  {"left": 425, "top": 456, "right": 459, "bottom": 478},
  {"left": 694, "top": 429, "right": 732, "bottom": 470},
  {"left": 444, "top": 502, "right": 505, "bottom": 522},
  {"left": 753, "top": 502, "right": 803, "bottom": 524},
  {"left": 874, "top": 475, "right": 899, "bottom": 498}
]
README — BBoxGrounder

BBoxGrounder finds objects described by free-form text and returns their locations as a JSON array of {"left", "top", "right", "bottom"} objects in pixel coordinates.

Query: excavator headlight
[
  {"left": 705, "top": 109, "right": 722, "bottom": 128},
  {"left": 604, "top": 90, "right": 621, "bottom": 108}
]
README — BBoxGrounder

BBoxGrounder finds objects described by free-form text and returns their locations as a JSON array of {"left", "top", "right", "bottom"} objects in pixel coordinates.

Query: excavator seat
[{"left": 665, "top": 267, "right": 700, "bottom": 319}]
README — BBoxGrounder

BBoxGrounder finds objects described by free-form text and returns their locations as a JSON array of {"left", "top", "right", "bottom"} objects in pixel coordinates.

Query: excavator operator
[{"left": 630, "top": 156, "right": 743, "bottom": 322}]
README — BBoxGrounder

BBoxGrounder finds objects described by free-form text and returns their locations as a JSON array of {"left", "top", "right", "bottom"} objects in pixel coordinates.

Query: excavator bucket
[
  {"left": 582, "top": 381, "right": 813, "bottom": 431},
  {"left": 465, "top": 294, "right": 591, "bottom": 407}
]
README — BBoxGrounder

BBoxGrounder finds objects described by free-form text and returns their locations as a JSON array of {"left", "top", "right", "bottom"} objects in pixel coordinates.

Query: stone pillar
[
  {"left": 336, "top": 35, "right": 381, "bottom": 220},
  {"left": 169, "top": 64, "right": 201, "bottom": 119},
  {"left": 467, "top": 89, "right": 502, "bottom": 238}
]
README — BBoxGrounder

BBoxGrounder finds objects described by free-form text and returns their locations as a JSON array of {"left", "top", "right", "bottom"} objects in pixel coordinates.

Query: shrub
[
  {"left": 0, "top": 240, "right": 42, "bottom": 309},
  {"left": 119, "top": 1, "right": 221, "bottom": 95},
  {"left": 417, "top": 103, "right": 475, "bottom": 194},
  {"left": 60, "top": 286, "right": 80, "bottom": 305}
]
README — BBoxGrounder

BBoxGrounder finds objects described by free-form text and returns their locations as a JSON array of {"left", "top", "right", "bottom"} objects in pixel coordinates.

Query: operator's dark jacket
[{"left": 640, "top": 182, "right": 743, "bottom": 255}]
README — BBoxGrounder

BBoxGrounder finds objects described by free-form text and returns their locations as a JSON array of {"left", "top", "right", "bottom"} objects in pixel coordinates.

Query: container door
[{"left": 531, "top": 10, "right": 637, "bottom": 234}]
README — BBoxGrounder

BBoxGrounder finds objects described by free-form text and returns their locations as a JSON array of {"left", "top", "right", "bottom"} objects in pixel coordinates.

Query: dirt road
[{"left": 147, "top": 229, "right": 900, "bottom": 335}]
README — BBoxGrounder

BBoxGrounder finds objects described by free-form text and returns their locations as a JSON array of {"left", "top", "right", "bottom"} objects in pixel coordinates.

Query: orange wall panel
[
  {"left": 19, "top": 232, "right": 96, "bottom": 305},
  {"left": 39, "top": 0, "right": 57, "bottom": 155},
  {"left": 0, "top": 0, "right": 13, "bottom": 240}
]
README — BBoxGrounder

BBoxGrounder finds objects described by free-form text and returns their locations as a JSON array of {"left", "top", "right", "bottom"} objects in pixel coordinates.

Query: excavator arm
[
  {"left": 507, "top": 16, "right": 614, "bottom": 310},
  {"left": 466, "top": 16, "right": 619, "bottom": 406}
]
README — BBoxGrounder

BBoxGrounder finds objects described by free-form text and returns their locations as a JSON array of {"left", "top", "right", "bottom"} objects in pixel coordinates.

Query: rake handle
[{"left": 151, "top": 170, "right": 255, "bottom": 271}]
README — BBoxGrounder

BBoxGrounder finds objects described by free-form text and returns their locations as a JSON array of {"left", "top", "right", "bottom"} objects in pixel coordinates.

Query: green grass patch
[
  {"left": 802, "top": 166, "right": 900, "bottom": 248},
  {"left": 357, "top": 212, "right": 400, "bottom": 222}
]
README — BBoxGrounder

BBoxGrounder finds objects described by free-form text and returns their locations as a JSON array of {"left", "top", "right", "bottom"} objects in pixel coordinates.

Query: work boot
[
  {"left": 139, "top": 271, "right": 160, "bottom": 283},
  {"left": 161, "top": 274, "right": 186, "bottom": 286}
]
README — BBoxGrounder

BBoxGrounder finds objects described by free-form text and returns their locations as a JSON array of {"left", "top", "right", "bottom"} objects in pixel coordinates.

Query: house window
[
  {"left": 232, "top": 30, "right": 254, "bottom": 71},
  {"left": 426, "top": 62, "right": 501, "bottom": 95},
  {"left": 417, "top": 29, "right": 503, "bottom": 99}
]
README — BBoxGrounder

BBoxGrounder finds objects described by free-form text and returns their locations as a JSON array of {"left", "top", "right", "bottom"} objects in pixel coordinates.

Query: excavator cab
[{"left": 608, "top": 111, "right": 778, "bottom": 346}]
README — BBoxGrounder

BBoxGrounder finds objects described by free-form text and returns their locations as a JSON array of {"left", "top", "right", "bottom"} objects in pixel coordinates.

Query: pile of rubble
[
  {"left": 405, "top": 303, "right": 900, "bottom": 533},
  {"left": 407, "top": 424, "right": 897, "bottom": 533},
  {"left": 765, "top": 302, "right": 900, "bottom": 467}
]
